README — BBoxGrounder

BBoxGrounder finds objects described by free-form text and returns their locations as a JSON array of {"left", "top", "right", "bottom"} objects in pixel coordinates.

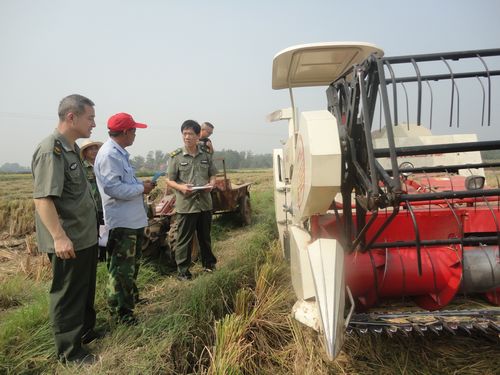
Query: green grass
[
  {"left": 0, "top": 291, "right": 53, "bottom": 374},
  {"left": 0, "top": 181, "right": 277, "bottom": 374},
  {"left": 0, "top": 274, "right": 45, "bottom": 311}
]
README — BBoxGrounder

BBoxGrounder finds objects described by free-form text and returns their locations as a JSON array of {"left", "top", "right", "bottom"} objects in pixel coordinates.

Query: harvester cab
[{"left": 269, "top": 42, "right": 500, "bottom": 359}]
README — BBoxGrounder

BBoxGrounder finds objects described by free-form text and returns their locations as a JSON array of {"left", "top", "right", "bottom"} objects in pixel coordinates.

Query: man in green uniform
[
  {"left": 32, "top": 94, "right": 101, "bottom": 365},
  {"left": 167, "top": 120, "right": 218, "bottom": 280},
  {"left": 198, "top": 121, "right": 214, "bottom": 153}
]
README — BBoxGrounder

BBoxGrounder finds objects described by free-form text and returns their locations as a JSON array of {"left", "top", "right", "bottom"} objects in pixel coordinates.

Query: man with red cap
[{"left": 94, "top": 113, "right": 155, "bottom": 325}]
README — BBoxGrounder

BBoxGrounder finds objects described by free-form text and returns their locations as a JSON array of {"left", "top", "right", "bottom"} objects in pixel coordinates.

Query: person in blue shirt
[{"left": 94, "top": 112, "right": 155, "bottom": 325}]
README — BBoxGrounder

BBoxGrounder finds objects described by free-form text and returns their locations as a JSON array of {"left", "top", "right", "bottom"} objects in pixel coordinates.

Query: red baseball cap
[{"left": 107, "top": 112, "right": 148, "bottom": 131}]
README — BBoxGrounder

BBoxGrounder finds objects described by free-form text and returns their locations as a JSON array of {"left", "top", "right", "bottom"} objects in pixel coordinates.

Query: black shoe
[
  {"left": 81, "top": 329, "right": 106, "bottom": 344},
  {"left": 116, "top": 308, "right": 139, "bottom": 326},
  {"left": 176, "top": 271, "right": 192, "bottom": 281},
  {"left": 63, "top": 349, "right": 99, "bottom": 365},
  {"left": 118, "top": 314, "right": 139, "bottom": 326},
  {"left": 70, "top": 353, "right": 98, "bottom": 365},
  {"left": 203, "top": 264, "right": 216, "bottom": 273}
]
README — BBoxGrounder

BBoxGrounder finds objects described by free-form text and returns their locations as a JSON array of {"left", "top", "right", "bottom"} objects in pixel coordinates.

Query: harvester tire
[
  {"left": 167, "top": 216, "right": 179, "bottom": 262},
  {"left": 239, "top": 194, "right": 252, "bottom": 226},
  {"left": 142, "top": 224, "right": 159, "bottom": 258}
]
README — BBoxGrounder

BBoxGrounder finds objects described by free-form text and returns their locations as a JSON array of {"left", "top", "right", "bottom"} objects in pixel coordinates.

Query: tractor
[{"left": 269, "top": 42, "right": 500, "bottom": 359}]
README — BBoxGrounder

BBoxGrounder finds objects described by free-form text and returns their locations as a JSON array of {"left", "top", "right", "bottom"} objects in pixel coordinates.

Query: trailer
[{"left": 143, "top": 159, "right": 252, "bottom": 260}]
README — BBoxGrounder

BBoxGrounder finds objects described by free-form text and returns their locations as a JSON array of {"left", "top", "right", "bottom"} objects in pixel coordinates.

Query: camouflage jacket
[{"left": 83, "top": 159, "right": 103, "bottom": 214}]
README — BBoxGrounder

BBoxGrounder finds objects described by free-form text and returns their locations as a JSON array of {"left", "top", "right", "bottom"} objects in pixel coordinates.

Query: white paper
[
  {"left": 190, "top": 185, "right": 209, "bottom": 190},
  {"left": 99, "top": 225, "right": 109, "bottom": 247}
]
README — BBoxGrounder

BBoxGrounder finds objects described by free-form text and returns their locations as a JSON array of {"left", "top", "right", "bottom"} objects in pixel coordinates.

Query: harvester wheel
[
  {"left": 239, "top": 194, "right": 251, "bottom": 226},
  {"left": 142, "top": 223, "right": 159, "bottom": 258},
  {"left": 167, "top": 216, "right": 178, "bottom": 254},
  {"left": 142, "top": 237, "right": 151, "bottom": 252}
]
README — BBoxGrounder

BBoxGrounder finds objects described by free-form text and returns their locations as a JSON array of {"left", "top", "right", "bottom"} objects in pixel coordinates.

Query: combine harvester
[{"left": 269, "top": 42, "right": 500, "bottom": 359}]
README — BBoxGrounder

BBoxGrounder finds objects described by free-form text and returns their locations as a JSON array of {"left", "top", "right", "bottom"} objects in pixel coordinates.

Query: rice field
[{"left": 0, "top": 170, "right": 499, "bottom": 374}]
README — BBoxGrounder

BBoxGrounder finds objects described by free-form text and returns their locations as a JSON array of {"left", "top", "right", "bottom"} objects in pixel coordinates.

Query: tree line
[
  {"left": 130, "top": 149, "right": 272, "bottom": 173},
  {"left": 3, "top": 149, "right": 498, "bottom": 175}
]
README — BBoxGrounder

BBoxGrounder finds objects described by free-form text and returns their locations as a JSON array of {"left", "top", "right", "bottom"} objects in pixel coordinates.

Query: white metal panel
[
  {"left": 307, "top": 238, "right": 346, "bottom": 360},
  {"left": 272, "top": 42, "right": 384, "bottom": 90},
  {"left": 289, "top": 225, "right": 315, "bottom": 300},
  {"left": 291, "top": 110, "right": 342, "bottom": 221}
]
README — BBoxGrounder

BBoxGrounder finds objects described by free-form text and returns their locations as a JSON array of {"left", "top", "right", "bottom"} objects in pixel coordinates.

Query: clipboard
[{"left": 190, "top": 185, "right": 209, "bottom": 191}]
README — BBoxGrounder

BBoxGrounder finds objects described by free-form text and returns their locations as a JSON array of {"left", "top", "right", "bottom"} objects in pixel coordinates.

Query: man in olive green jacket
[
  {"left": 32, "top": 94, "right": 101, "bottom": 365},
  {"left": 167, "top": 120, "right": 217, "bottom": 280}
]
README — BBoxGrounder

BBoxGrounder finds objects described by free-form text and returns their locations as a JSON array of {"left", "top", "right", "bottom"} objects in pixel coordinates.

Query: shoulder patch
[
  {"left": 53, "top": 140, "right": 62, "bottom": 156},
  {"left": 169, "top": 148, "right": 182, "bottom": 157}
]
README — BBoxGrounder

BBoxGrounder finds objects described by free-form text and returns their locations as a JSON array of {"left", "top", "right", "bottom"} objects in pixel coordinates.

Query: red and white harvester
[{"left": 269, "top": 42, "right": 500, "bottom": 359}]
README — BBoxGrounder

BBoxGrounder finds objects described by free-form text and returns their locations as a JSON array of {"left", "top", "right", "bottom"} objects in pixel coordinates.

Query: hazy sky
[{"left": 1, "top": 0, "right": 499, "bottom": 166}]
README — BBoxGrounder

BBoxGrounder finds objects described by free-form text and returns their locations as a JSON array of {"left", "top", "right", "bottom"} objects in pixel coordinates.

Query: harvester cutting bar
[
  {"left": 347, "top": 309, "right": 500, "bottom": 337},
  {"left": 353, "top": 309, "right": 500, "bottom": 318}
]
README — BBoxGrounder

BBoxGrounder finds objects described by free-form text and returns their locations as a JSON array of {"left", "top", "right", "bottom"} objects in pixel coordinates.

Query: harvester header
[{"left": 270, "top": 42, "right": 500, "bottom": 359}]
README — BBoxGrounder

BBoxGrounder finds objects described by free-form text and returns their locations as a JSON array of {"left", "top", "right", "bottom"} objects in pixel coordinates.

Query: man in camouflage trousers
[
  {"left": 105, "top": 228, "right": 143, "bottom": 313},
  {"left": 94, "top": 113, "right": 154, "bottom": 324}
]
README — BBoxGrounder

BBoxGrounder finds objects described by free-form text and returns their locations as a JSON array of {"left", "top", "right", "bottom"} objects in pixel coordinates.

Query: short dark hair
[
  {"left": 108, "top": 130, "right": 124, "bottom": 137},
  {"left": 58, "top": 94, "right": 94, "bottom": 121},
  {"left": 202, "top": 121, "right": 214, "bottom": 129},
  {"left": 181, "top": 120, "right": 201, "bottom": 135}
]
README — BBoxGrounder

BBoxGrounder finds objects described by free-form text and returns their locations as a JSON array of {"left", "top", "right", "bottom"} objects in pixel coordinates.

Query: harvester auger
[{"left": 269, "top": 42, "right": 500, "bottom": 359}]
